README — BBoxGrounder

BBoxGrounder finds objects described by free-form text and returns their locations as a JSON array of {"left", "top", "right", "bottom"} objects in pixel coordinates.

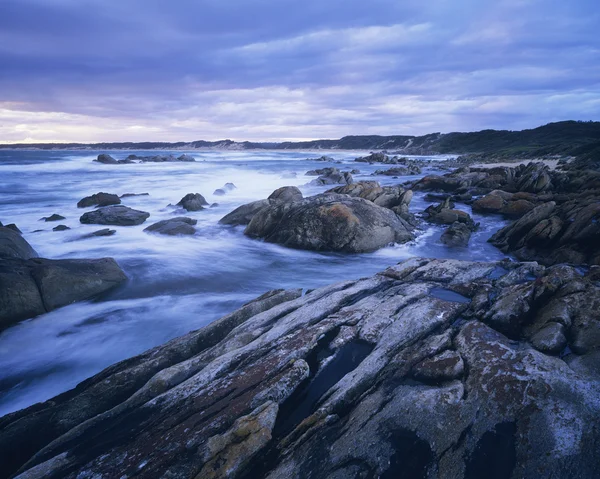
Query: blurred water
[{"left": 0, "top": 149, "right": 508, "bottom": 416}]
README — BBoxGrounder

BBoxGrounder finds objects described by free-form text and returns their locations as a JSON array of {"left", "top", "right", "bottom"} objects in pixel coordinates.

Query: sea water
[{"left": 0, "top": 149, "right": 508, "bottom": 416}]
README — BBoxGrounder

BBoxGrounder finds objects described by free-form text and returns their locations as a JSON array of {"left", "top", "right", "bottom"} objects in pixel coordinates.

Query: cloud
[{"left": 0, "top": 0, "right": 598, "bottom": 142}]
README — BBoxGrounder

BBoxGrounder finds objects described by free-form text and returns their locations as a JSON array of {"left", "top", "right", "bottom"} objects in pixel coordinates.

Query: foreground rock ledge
[{"left": 1, "top": 258, "right": 600, "bottom": 478}]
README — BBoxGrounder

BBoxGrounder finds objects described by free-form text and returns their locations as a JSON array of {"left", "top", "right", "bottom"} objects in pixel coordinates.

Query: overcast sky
[{"left": 0, "top": 0, "right": 598, "bottom": 143}]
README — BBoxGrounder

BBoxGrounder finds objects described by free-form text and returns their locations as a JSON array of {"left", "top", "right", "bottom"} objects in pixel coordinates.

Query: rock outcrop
[
  {"left": 244, "top": 194, "right": 414, "bottom": 253},
  {"left": 219, "top": 187, "right": 303, "bottom": 226},
  {"left": 80, "top": 205, "right": 150, "bottom": 226},
  {"left": 2, "top": 258, "right": 599, "bottom": 479},
  {"left": 489, "top": 198, "right": 600, "bottom": 265},
  {"left": 0, "top": 230, "right": 126, "bottom": 330},
  {"left": 144, "top": 217, "right": 197, "bottom": 236}
]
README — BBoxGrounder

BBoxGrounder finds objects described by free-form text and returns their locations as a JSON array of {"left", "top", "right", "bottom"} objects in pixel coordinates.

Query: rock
[
  {"left": 80, "top": 205, "right": 150, "bottom": 226},
  {"left": 177, "top": 154, "right": 196, "bottom": 162},
  {"left": 4, "top": 223, "right": 22, "bottom": 234},
  {"left": 120, "top": 193, "right": 150, "bottom": 198},
  {"left": 3, "top": 258, "right": 600, "bottom": 479},
  {"left": 77, "top": 192, "right": 121, "bottom": 208},
  {"left": 81, "top": 228, "right": 116, "bottom": 238},
  {"left": 440, "top": 222, "right": 472, "bottom": 247},
  {"left": 307, "top": 155, "right": 335, "bottom": 162},
  {"left": 530, "top": 322, "right": 567, "bottom": 354},
  {"left": 373, "top": 165, "right": 422, "bottom": 176},
  {"left": 245, "top": 194, "right": 414, "bottom": 253},
  {"left": 41, "top": 214, "right": 65, "bottom": 222},
  {"left": 52, "top": 225, "right": 70, "bottom": 231},
  {"left": 326, "top": 181, "right": 413, "bottom": 211},
  {"left": 144, "top": 217, "right": 197, "bottom": 236},
  {"left": 220, "top": 199, "right": 271, "bottom": 226},
  {"left": 94, "top": 154, "right": 119, "bottom": 164},
  {"left": 489, "top": 202, "right": 556, "bottom": 251},
  {"left": 177, "top": 193, "right": 208, "bottom": 211},
  {"left": 308, "top": 168, "right": 353, "bottom": 186},
  {"left": 0, "top": 257, "right": 126, "bottom": 330},
  {"left": 268, "top": 186, "right": 303, "bottom": 203},
  {"left": 472, "top": 193, "right": 504, "bottom": 213},
  {"left": 412, "top": 349, "right": 464, "bottom": 381},
  {"left": 424, "top": 199, "right": 475, "bottom": 227},
  {"left": 213, "top": 183, "right": 237, "bottom": 196},
  {"left": 0, "top": 227, "right": 38, "bottom": 260}
]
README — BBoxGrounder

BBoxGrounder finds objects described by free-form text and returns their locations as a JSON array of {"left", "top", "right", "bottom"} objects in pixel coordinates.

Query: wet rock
[
  {"left": 81, "top": 228, "right": 116, "bottom": 238},
  {"left": 120, "top": 192, "right": 150, "bottom": 198},
  {"left": 144, "top": 217, "right": 197, "bottom": 236},
  {"left": 424, "top": 199, "right": 475, "bottom": 228},
  {"left": 326, "top": 181, "right": 413, "bottom": 212},
  {"left": 2, "top": 258, "right": 600, "bottom": 478},
  {"left": 80, "top": 205, "right": 150, "bottom": 226},
  {"left": 308, "top": 168, "right": 353, "bottom": 186},
  {"left": 52, "top": 225, "right": 70, "bottom": 231},
  {"left": 220, "top": 199, "right": 271, "bottom": 226},
  {"left": 373, "top": 165, "right": 421, "bottom": 176},
  {"left": 177, "top": 193, "right": 209, "bottom": 211},
  {"left": 268, "top": 186, "right": 303, "bottom": 203},
  {"left": 41, "top": 214, "right": 65, "bottom": 222},
  {"left": 213, "top": 183, "right": 237, "bottom": 196},
  {"left": 440, "top": 222, "right": 472, "bottom": 247},
  {"left": 0, "top": 255, "right": 126, "bottom": 330},
  {"left": 177, "top": 154, "right": 196, "bottom": 162},
  {"left": 94, "top": 154, "right": 119, "bottom": 164},
  {"left": 4, "top": 223, "right": 22, "bottom": 234},
  {"left": 77, "top": 192, "right": 121, "bottom": 208},
  {"left": 0, "top": 227, "right": 38, "bottom": 260},
  {"left": 245, "top": 194, "right": 414, "bottom": 253},
  {"left": 306, "top": 155, "right": 335, "bottom": 162}
]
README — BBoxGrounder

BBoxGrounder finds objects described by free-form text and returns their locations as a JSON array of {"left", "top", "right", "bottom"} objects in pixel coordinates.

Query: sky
[{"left": 0, "top": 0, "right": 599, "bottom": 143}]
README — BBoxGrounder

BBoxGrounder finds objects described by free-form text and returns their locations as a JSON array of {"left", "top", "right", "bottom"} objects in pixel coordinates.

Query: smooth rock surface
[
  {"left": 80, "top": 205, "right": 150, "bottom": 226},
  {"left": 144, "top": 217, "right": 197, "bottom": 236}
]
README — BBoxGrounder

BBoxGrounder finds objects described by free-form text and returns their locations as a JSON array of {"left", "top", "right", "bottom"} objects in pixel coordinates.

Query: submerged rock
[
  {"left": 80, "top": 228, "right": 116, "bottom": 239},
  {"left": 77, "top": 192, "right": 121, "bottom": 208},
  {"left": 41, "top": 214, "right": 65, "bottom": 222},
  {"left": 2, "top": 258, "right": 599, "bottom": 478},
  {"left": 80, "top": 205, "right": 150, "bottom": 226},
  {"left": 177, "top": 193, "right": 209, "bottom": 211},
  {"left": 52, "top": 225, "right": 70, "bottom": 231},
  {"left": 213, "top": 183, "right": 237, "bottom": 196},
  {"left": 244, "top": 194, "right": 414, "bottom": 253},
  {"left": 144, "top": 217, "right": 197, "bottom": 236}
]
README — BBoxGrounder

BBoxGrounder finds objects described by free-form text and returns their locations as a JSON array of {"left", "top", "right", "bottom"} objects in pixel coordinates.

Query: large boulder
[
  {"left": 220, "top": 199, "right": 271, "bottom": 226},
  {"left": 0, "top": 227, "right": 38, "bottom": 260},
  {"left": 80, "top": 205, "right": 150, "bottom": 226},
  {"left": 0, "top": 240, "right": 126, "bottom": 330},
  {"left": 245, "top": 194, "right": 414, "bottom": 253},
  {"left": 77, "top": 192, "right": 121, "bottom": 208},
  {"left": 144, "top": 217, "right": 197, "bottom": 236},
  {"left": 268, "top": 186, "right": 303, "bottom": 203},
  {"left": 94, "top": 154, "right": 119, "bottom": 164},
  {"left": 177, "top": 193, "right": 208, "bottom": 211},
  {"left": 2, "top": 259, "right": 600, "bottom": 479}
]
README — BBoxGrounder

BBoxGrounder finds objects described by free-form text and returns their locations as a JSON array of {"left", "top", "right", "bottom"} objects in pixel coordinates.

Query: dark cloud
[{"left": 0, "top": 0, "right": 598, "bottom": 142}]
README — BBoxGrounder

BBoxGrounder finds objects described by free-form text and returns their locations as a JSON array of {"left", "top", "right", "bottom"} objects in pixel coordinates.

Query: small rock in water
[
  {"left": 144, "top": 217, "right": 197, "bottom": 236},
  {"left": 52, "top": 225, "right": 70, "bottom": 231},
  {"left": 77, "top": 192, "right": 121, "bottom": 208},
  {"left": 177, "top": 193, "right": 208, "bottom": 211},
  {"left": 120, "top": 193, "right": 150, "bottom": 198},
  {"left": 440, "top": 222, "right": 472, "bottom": 247},
  {"left": 41, "top": 214, "right": 66, "bottom": 222}
]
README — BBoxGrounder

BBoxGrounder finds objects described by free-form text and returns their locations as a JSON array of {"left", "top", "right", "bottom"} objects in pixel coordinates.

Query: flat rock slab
[
  {"left": 3, "top": 258, "right": 598, "bottom": 478},
  {"left": 80, "top": 205, "right": 150, "bottom": 226},
  {"left": 144, "top": 217, "right": 197, "bottom": 235}
]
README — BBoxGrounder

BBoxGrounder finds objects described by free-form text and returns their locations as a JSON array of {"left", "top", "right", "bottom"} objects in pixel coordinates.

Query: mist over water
[{"left": 0, "top": 149, "right": 508, "bottom": 416}]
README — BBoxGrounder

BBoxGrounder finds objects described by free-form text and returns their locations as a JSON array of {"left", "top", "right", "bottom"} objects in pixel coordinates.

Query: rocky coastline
[{"left": 0, "top": 148, "right": 599, "bottom": 478}]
